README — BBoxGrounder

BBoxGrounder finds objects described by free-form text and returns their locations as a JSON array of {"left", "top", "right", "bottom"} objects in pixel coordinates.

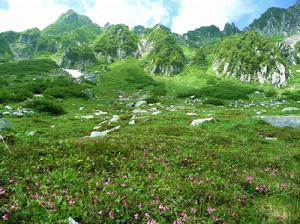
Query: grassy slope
[{"left": 0, "top": 58, "right": 300, "bottom": 224}]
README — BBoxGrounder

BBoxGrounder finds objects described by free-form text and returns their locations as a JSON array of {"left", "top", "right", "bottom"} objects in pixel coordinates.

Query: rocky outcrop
[{"left": 212, "top": 32, "right": 293, "bottom": 87}]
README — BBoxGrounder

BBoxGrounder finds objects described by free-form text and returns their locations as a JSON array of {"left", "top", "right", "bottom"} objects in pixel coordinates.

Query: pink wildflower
[
  {"left": 159, "top": 204, "right": 170, "bottom": 211},
  {"left": 0, "top": 187, "right": 5, "bottom": 195},
  {"left": 173, "top": 220, "right": 183, "bottom": 224},
  {"left": 2, "top": 213, "right": 9, "bottom": 221},
  {"left": 138, "top": 202, "right": 144, "bottom": 209},
  {"left": 147, "top": 219, "right": 156, "bottom": 224},
  {"left": 181, "top": 212, "right": 188, "bottom": 220},
  {"left": 246, "top": 176, "right": 254, "bottom": 184},
  {"left": 121, "top": 183, "right": 128, "bottom": 188},
  {"left": 191, "top": 207, "right": 197, "bottom": 214},
  {"left": 32, "top": 193, "right": 40, "bottom": 200},
  {"left": 68, "top": 198, "right": 76, "bottom": 205},
  {"left": 109, "top": 209, "right": 115, "bottom": 218},
  {"left": 207, "top": 207, "right": 215, "bottom": 215},
  {"left": 47, "top": 201, "right": 54, "bottom": 209},
  {"left": 280, "top": 183, "right": 288, "bottom": 190},
  {"left": 134, "top": 213, "right": 139, "bottom": 220}
]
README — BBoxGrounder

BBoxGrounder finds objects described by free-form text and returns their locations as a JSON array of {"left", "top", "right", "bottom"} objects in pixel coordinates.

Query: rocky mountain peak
[{"left": 223, "top": 23, "right": 240, "bottom": 35}]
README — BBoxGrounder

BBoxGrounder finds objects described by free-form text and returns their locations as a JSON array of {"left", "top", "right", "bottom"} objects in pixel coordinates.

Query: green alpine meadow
[{"left": 0, "top": 1, "right": 300, "bottom": 223}]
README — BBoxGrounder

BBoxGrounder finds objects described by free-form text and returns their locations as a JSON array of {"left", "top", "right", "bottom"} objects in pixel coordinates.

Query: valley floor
[{"left": 1, "top": 95, "right": 300, "bottom": 224}]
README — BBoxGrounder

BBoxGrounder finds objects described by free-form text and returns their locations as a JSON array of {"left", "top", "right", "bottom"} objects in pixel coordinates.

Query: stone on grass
[
  {"left": 81, "top": 115, "right": 94, "bottom": 119},
  {"left": 110, "top": 115, "right": 120, "bottom": 123},
  {"left": 135, "top": 101, "right": 147, "bottom": 107},
  {"left": 259, "top": 116, "right": 300, "bottom": 128},
  {"left": 68, "top": 217, "right": 79, "bottom": 224},
  {"left": 190, "top": 117, "right": 214, "bottom": 127},
  {"left": 281, "top": 107, "right": 299, "bottom": 113},
  {"left": 152, "top": 111, "right": 161, "bottom": 115},
  {"left": 90, "top": 126, "right": 121, "bottom": 138},
  {"left": 133, "top": 109, "right": 148, "bottom": 114},
  {"left": 5, "top": 106, "right": 12, "bottom": 110},
  {"left": 94, "top": 111, "right": 108, "bottom": 116},
  {"left": 0, "top": 119, "right": 11, "bottom": 131},
  {"left": 129, "top": 120, "right": 136, "bottom": 125},
  {"left": 187, "top": 113, "right": 197, "bottom": 116}
]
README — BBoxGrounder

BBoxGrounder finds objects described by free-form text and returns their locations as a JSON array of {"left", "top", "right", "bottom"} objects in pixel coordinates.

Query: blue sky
[{"left": 0, "top": 0, "right": 298, "bottom": 33}]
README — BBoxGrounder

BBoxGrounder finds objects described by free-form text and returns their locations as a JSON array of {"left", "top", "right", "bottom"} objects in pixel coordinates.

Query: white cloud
[
  {"left": 85, "top": 0, "right": 171, "bottom": 28},
  {"left": 0, "top": 0, "right": 68, "bottom": 32},
  {"left": 172, "top": 0, "right": 258, "bottom": 34}
]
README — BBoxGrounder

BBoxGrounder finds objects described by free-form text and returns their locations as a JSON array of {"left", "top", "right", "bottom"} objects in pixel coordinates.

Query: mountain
[
  {"left": 245, "top": 1, "right": 300, "bottom": 36},
  {"left": 43, "top": 9, "right": 100, "bottom": 35},
  {"left": 212, "top": 32, "right": 296, "bottom": 87},
  {"left": 183, "top": 23, "right": 240, "bottom": 46},
  {"left": 139, "top": 24, "right": 186, "bottom": 76},
  {"left": 94, "top": 24, "right": 138, "bottom": 61}
]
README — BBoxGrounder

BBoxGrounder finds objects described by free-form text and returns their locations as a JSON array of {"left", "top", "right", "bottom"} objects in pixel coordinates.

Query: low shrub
[
  {"left": 282, "top": 91, "right": 300, "bottom": 101},
  {"left": 0, "top": 88, "right": 33, "bottom": 103},
  {"left": 25, "top": 98, "right": 65, "bottom": 115},
  {"left": 204, "top": 98, "right": 225, "bottom": 106},
  {"left": 177, "top": 81, "right": 258, "bottom": 100}
]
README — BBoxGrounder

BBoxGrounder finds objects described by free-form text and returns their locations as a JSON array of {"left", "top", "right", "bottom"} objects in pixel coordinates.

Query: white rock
[
  {"left": 190, "top": 117, "right": 214, "bottom": 127},
  {"left": 27, "top": 131, "right": 36, "bottom": 136},
  {"left": 135, "top": 100, "right": 147, "bottom": 107},
  {"left": 133, "top": 109, "right": 147, "bottom": 114},
  {"left": 94, "top": 111, "right": 108, "bottom": 116},
  {"left": 110, "top": 115, "right": 120, "bottom": 123},
  {"left": 129, "top": 120, "right": 136, "bottom": 125},
  {"left": 90, "top": 126, "right": 121, "bottom": 138},
  {"left": 51, "top": 125, "right": 55, "bottom": 128},
  {"left": 186, "top": 113, "right": 197, "bottom": 116},
  {"left": 68, "top": 217, "right": 79, "bottom": 224},
  {"left": 265, "top": 137, "right": 277, "bottom": 141},
  {"left": 152, "top": 111, "right": 161, "bottom": 115},
  {"left": 81, "top": 115, "right": 94, "bottom": 119},
  {"left": 79, "top": 107, "right": 84, "bottom": 111},
  {"left": 5, "top": 105, "right": 12, "bottom": 110},
  {"left": 281, "top": 107, "right": 299, "bottom": 113}
]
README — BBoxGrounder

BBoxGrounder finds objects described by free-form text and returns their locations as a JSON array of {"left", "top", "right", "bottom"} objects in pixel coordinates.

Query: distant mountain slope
[
  {"left": 212, "top": 32, "right": 296, "bottom": 87},
  {"left": 245, "top": 0, "right": 300, "bottom": 36},
  {"left": 183, "top": 23, "right": 240, "bottom": 46}
]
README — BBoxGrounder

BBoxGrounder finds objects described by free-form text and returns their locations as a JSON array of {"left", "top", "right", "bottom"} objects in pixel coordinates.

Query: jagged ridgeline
[
  {"left": 245, "top": 0, "right": 300, "bottom": 36},
  {"left": 212, "top": 32, "right": 296, "bottom": 87}
]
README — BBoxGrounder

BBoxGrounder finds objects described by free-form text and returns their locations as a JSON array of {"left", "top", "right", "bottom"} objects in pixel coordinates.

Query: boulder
[
  {"left": 129, "top": 120, "right": 136, "bottom": 125},
  {"left": 68, "top": 217, "right": 79, "bottom": 224},
  {"left": 259, "top": 116, "right": 300, "bottom": 128},
  {"left": 190, "top": 117, "right": 214, "bottom": 126},
  {"left": 135, "top": 101, "right": 147, "bottom": 107},
  {"left": 4, "top": 106, "right": 12, "bottom": 110},
  {"left": 81, "top": 115, "right": 94, "bottom": 119},
  {"left": 90, "top": 126, "right": 121, "bottom": 138}
]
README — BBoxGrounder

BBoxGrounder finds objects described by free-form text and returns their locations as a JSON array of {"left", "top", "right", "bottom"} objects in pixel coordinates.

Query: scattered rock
[
  {"left": 129, "top": 120, "right": 136, "bottom": 125},
  {"left": 110, "top": 115, "right": 120, "bottom": 123},
  {"left": 190, "top": 117, "right": 214, "bottom": 127},
  {"left": 133, "top": 109, "right": 148, "bottom": 114},
  {"left": 281, "top": 107, "right": 299, "bottom": 113},
  {"left": 94, "top": 111, "right": 108, "bottom": 116},
  {"left": 265, "top": 137, "right": 278, "bottom": 141},
  {"left": 26, "top": 131, "right": 36, "bottom": 137},
  {"left": 68, "top": 217, "right": 79, "bottom": 224},
  {"left": 259, "top": 116, "right": 300, "bottom": 128},
  {"left": 4, "top": 106, "right": 12, "bottom": 110},
  {"left": 187, "top": 113, "right": 197, "bottom": 116},
  {"left": 81, "top": 115, "right": 94, "bottom": 119},
  {"left": 135, "top": 100, "right": 147, "bottom": 107},
  {"left": 90, "top": 126, "right": 121, "bottom": 138},
  {"left": 151, "top": 111, "right": 161, "bottom": 115},
  {"left": 79, "top": 107, "right": 84, "bottom": 111},
  {"left": 0, "top": 119, "right": 11, "bottom": 131}
]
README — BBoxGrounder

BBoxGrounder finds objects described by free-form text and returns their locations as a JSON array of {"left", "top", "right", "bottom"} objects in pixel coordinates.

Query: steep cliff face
[
  {"left": 139, "top": 24, "right": 186, "bottom": 76},
  {"left": 94, "top": 24, "right": 138, "bottom": 62},
  {"left": 245, "top": 1, "right": 300, "bottom": 36},
  {"left": 212, "top": 32, "right": 293, "bottom": 87},
  {"left": 60, "top": 45, "right": 96, "bottom": 70}
]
